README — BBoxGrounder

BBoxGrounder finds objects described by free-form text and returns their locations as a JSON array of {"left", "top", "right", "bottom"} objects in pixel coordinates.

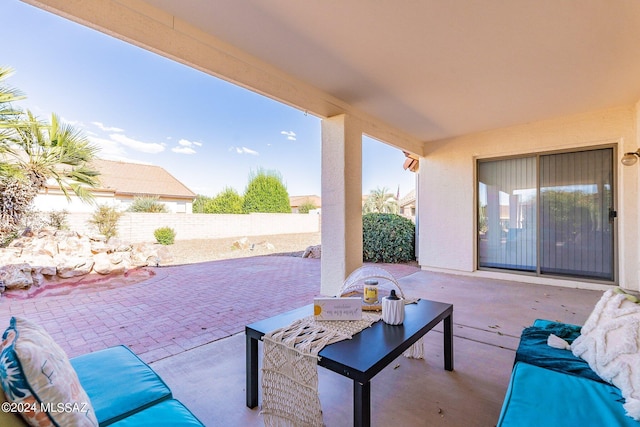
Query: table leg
[
  {"left": 246, "top": 335, "right": 259, "bottom": 408},
  {"left": 354, "top": 380, "right": 371, "bottom": 427},
  {"left": 444, "top": 312, "right": 454, "bottom": 371}
]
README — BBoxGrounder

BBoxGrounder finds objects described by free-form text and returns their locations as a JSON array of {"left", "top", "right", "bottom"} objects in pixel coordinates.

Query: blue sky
[{"left": 3, "top": 0, "right": 416, "bottom": 198}]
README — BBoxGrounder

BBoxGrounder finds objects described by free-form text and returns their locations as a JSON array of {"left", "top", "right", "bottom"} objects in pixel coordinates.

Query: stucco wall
[
  {"left": 418, "top": 104, "right": 640, "bottom": 291},
  {"left": 65, "top": 212, "right": 320, "bottom": 243},
  {"left": 34, "top": 192, "right": 193, "bottom": 214}
]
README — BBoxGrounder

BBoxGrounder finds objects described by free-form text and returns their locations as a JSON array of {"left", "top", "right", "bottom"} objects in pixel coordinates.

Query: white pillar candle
[{"left": 382, "top": 290, "right": 404, "bottom": 325}]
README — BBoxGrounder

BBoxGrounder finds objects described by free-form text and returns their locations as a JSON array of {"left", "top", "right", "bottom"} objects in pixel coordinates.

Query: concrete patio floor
[
  {"left": 0, "top": 256, "right": 603, "bottom": 426},
  {"left": 152, "top": 262, "right": 602, "bottom": 426}
]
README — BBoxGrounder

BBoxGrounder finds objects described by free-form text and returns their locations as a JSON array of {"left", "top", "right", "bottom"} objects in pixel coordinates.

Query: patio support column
[{"left": 321, "top": 114, "right": 363, "bottom": 296}]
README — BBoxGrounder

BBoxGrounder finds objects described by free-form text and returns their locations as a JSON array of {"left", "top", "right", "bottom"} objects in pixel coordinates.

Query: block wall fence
[{"left": 65, "top": 212, "right": 321, "bottom": 243}]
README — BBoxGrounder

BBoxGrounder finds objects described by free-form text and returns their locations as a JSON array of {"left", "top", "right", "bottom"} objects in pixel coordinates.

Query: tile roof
[
  {"left": 399, "top": 189, "right": 416, "bottom": 207},
  {"left": 90, "top": 159, "right": 195, "bottom": 199}
]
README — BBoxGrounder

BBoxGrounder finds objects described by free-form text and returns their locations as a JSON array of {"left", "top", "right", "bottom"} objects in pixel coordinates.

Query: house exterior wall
[
  {"left": 65, "top": 212, "right": 320, "bottom": 243},
  {"left": 34, "top": 191, "right": 194, "bottom": 214},
  {"left": 418, "top": 104, "right": 640, "bottom": 291},
  {"left": 33, "top": 190, "right": 118, "bottom": 213}
]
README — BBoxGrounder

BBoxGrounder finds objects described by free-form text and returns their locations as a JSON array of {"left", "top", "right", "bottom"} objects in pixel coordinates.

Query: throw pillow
[
  {"left": 572, "top": 289, "right": 640, "bottom": 420},
  {"left": 0, "top": 317, "right": 98, "bottom": 427}
]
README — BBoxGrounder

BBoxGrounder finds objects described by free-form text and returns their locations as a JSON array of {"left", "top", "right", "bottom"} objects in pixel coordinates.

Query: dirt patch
[
  {"left": 164, "top": 232, "right": 321, "bottom": 265},
  {"left": 2, "top": 233, "right": 321, "bottom": 299}
]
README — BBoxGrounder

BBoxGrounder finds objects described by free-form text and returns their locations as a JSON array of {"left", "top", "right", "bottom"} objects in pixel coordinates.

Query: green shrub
[
  {"left": 209, "top": 187, "right": 244, "bottom": 213},
  {"left": 128, "top": 195, "right": 168, "bottom": 213},
  {"left": 89, "top": 205, "right": 123, "bottom": 240},
  {"left": 298, "top": 199, "right": 317, "bottom": 214},
  {"left": 362, "top": 213, "right": 415, "bottom": 263},
  {"left": 242, "top": 169, "right": 291, "bottom": 213},
  {"left": 192, "top": 194, "right": 212, "bottom": 213},
  {"left": 0, "top": 230, "right": 18, "bottom": 248},
  {"left": 47, "top": 209, "right": 69, "bottom": 230},
  {"left": 154, "top": 226, "right": 176, "bottom": 245}
]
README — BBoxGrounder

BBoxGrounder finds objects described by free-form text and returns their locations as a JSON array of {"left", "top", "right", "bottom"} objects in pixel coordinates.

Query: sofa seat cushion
[
  {"left": 498, "top": 362, "right": 634, "bottom": 427},
  {"left": 515, "top": 319, "right": 604, "bottom": 383},
  {"left": 71, "top": 346, "right": 172, "bottom": 426},
  {"left": 107, "top": 399, "right": 203, "bottom": 427}
]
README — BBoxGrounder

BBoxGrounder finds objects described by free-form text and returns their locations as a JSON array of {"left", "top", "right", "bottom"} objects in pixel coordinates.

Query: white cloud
[
  {"left": 110, "top": 133, "right": 165, "bottom": 154},
  {"left": 230, "top": 146, "right": 259, "bottom": 156},
  {"left": 88, "top": 135, "right": 154, "bottom": 164},
  {"left": 172, "top": 146, "right": 196, "bottom": 154},
  {"left": 170, "top": 139, "right": 202, "bottom": 154},
  {"left": 281, "top": 130, "right": 297, "bottom": 141},
  {"left": 178, "top": 138, "right": 203, "bottom": 147},
  {"left": 88, "top": 135, "right": 127, "bottom": 158},
  {"left": 92, "top": 121, "right": 124, "bottom": 132}
]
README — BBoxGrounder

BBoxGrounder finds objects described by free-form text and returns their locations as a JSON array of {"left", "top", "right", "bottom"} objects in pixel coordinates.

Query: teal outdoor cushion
[
  {"left": 531, "top": 318, "right": 581, "bottom": 329},
  {"left": 107, "top": 399, "right": 204, "bottom": 427},
  {"left": 71, "top": 345, "right": 172, "bottom": 426},
  {"left": 498, "top": 362, "right": 634, "bottom": 427},
  {"left": 515, "top": 319, "right": 604, "bottom": 383}
]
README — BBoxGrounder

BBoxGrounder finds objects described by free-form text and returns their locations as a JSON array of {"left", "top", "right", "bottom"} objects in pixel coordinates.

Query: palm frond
[
  {"left": 0, "top": 67, "right": 25, "bottom": 127},
  {"left": 68, "top": 183, "right": 95, "bottom": 203}
]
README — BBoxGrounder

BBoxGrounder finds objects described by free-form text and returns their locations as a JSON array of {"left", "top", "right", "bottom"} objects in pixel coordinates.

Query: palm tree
[
  {"left": 0, "top": 67, "right": 24, "bottom": 123},
  {"left": 0, "top": 67, "right": 100, "bottom": 243},
  {"left": 7, "top": 111, "right": 100, "bottom": 201},
  {"left": 1, "top": 66, "right": 99, "bottom": 199},
  {"left": 0, "top": 66, "right": 25, "bottom": 177},
  {"left": 363, "top": 186, "right": 399, "bottom": 214}
]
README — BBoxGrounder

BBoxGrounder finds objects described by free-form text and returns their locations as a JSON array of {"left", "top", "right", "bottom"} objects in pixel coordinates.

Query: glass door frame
[{"left": 475, "top": 144, "right": 618, "bottom": 285}]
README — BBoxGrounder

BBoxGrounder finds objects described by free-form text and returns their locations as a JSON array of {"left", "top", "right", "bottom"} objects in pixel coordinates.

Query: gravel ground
[{"left": 164, "top": 232, "right": 321, "bottom": 265}]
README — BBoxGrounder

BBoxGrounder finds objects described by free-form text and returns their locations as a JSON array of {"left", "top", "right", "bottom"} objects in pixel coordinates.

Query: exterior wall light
[{"left": 621, "top": 150, "right": 640, "bottom": 166}]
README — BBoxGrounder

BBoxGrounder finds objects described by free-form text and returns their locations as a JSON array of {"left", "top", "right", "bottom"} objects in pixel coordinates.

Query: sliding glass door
[
  {"left": 478, "top": 147, "right": 614, "bottom": 281},
  {"left": 539, "top": 149, "right": 613, "bottom": 279},
  {"left": 478, "top": 157, "right": 537, "bottom": 271}
]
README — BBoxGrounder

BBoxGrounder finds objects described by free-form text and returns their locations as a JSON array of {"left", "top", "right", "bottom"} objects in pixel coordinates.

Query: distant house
[
  {"left": 399, "top": 189, "right": 416, "bottom": 219},
  {"left": 34, "top": 158, "right": 196, "bottom": 213},
  {"left": 289, "top": 195, "right": 321, "bottom": 213}
]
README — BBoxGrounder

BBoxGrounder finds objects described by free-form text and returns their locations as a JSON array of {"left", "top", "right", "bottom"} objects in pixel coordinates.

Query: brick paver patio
[{"left": 0, "top": 256, "right": 419, "bottom": 363}]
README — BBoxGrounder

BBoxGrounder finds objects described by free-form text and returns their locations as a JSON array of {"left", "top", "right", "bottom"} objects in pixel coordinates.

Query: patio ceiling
[
  {"left": 133, "top": 1, "right": 640, "bottom": 140},
  {"left": 26, "top": 1, "right": 640, "bottom": 154}
]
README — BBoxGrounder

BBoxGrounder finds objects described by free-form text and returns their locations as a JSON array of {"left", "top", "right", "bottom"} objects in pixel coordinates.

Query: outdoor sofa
[
  {"left": 498, "top": 288, "right": 640, "bottom": 426},
  {"left": 0, "top": 317, "right": 203, "bottom": 427}
]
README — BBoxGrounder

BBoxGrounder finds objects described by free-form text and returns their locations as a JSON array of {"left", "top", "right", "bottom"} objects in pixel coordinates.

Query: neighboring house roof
[
  {"left": 399, "top": 189, "right": 416, "bottom": 208},
  {"left": 49, "top": 158, "right": 196, "bottom": 200},
  {"left": 290, "top": 195, "right": 321, "bottom": 208},
  {"left": 93, "top": 159, "right": 195, "bottom": 199}
]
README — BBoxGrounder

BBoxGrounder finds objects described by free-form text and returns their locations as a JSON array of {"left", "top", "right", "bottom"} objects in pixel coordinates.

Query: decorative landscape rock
[
  {"left": 232, "top": 237, "right": 250, "bottom": 250},
  {"left": 302, "top": 245, "right": 322, "bottom": 258},
  {"left": 0, "top": 263, "right": 33, "bottom": 289},
  {"left": 92, "top": 252, "right": 112, "bottom": 275},
  {"left": 55, "top": 255, "right": 95, "bottom": 278},
  {"left": 233, "top": 237, "right": 276, "bottom": 252},
  {"left": 0, "top": 227, "right": 172, "bottom": 295}
]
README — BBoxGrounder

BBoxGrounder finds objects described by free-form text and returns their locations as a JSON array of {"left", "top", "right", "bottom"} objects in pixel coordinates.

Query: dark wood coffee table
[{"left": 245, "top": 298, "right": 454, "bottom": 427}]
